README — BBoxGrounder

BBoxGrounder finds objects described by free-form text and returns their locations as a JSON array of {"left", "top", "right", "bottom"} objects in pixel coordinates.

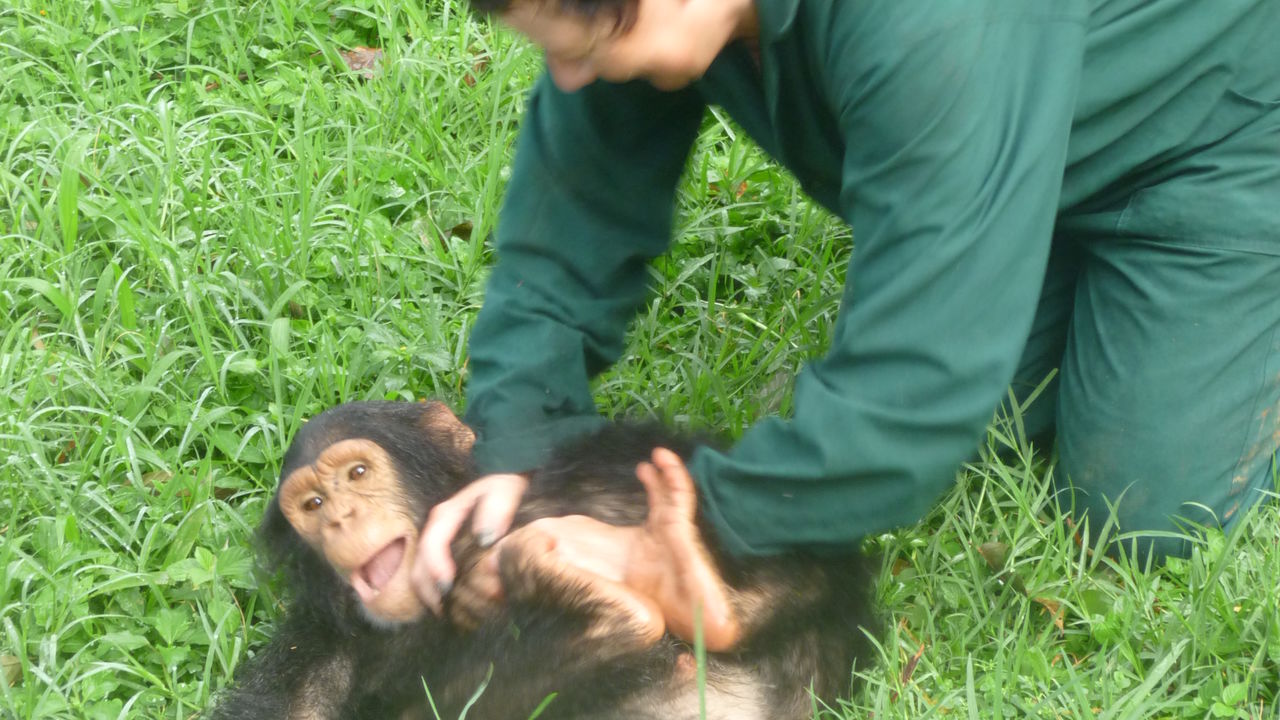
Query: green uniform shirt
[{"left": 464, "top": 0, "right": 1280, "bottom": 555}]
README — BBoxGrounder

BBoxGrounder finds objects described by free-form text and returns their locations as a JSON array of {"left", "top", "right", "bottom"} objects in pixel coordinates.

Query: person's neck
[{"left": 729, "top": 0, "right": 760, "bottom": 42}]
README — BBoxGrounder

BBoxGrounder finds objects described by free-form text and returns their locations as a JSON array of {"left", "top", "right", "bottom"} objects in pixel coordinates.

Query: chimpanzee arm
[{"left": 207, "top": 612, "right": 355, "bottom": 720}]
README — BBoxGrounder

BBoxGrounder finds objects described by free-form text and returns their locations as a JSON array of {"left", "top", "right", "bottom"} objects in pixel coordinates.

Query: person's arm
[
  {"left": 412, "top": 77, "right": 704, "bottom": 609},
  {"left": 464, "top": 75, "right": 705, "bottom": 474},
  {"left": 693, "top": 5, "right": 1088, "bottom": 555}
]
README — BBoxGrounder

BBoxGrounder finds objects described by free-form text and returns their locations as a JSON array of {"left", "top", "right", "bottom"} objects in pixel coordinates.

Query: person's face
[{"left": 500, "top": 0, "right": 750, "bottom": 93}]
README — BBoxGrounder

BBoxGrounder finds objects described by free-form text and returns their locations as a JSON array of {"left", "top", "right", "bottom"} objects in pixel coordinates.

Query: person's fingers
[
  {"left": 635, "top": 460, "right": 667, "bottom": 525},
  {"left": 649, "top": 447, "right": 698, "bottom": 520},
  {"left": 499, "top": 524, "right": 559, "bottom": 571},
  {"left": 514, "top": 516, "right": 631, "bottom": 583},
  {"left": 411, "top": 474, "right": 529, "bottom": 615},
  {"left": 412, "top": 491, "right": 476, "bottom": 614},
  {"left": 469, "top": 473, "right": 528, "bottom": 547},
  {"left": 499, "top": 526, "right": 664, "bottom": 648},
  {"left": 633, "top": 448, "right": 741, "bottom": 652},
  {"left": 636, "top": 449, "right": 697, "bottom": 534}
]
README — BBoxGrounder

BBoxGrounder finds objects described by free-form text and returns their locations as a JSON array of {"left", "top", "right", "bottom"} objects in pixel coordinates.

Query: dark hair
[{"left": 469, "top": 0, "right": 640, "bottom": 32}]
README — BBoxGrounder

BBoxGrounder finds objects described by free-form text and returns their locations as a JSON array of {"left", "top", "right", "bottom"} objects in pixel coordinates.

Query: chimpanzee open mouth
[{"left": 355, "top": 536, "right": 407, "bottom": 597}]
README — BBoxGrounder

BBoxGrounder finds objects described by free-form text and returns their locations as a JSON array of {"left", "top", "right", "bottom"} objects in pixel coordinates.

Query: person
[{"left": 410, "top": 0, "right": 1280, "bottom": 647}]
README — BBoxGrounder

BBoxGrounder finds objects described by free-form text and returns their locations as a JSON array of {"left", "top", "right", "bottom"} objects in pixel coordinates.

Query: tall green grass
[{"left": 2, "top": 2, "right": 1277, "bottom": 718}]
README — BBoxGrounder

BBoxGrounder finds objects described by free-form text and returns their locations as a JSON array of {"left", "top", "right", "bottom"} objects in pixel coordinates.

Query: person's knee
[
  {"left": 1050, "top": 484, "right": 1201, "bottom": 563},
  {"left": 1051, "top": 446, "right": 1275, "bottom": 563}
]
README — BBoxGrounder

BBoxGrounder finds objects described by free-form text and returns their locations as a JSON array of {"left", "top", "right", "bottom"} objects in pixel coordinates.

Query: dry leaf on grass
[
  {"left": 339, "top": 47, "right": 384, "bottom": 79},
  {"left": 463, "top": 57, "right": 490, "bottom": 87},
  {"left": 1033, "top": 596, "right": 1066, "bottom": 632},
  {"left": 141, "top": 470, "right": 174, "bottom": 490},
  {"left": 977, "top": 541, "right": 1009, "bottom": 572},
  {"left": 1, "top": 655, "right": 21, "bottom": 687},
  {"left": 890, "top": 641, "right": 927, "bottom": 702},
  {"left": 977, "top": 540, "right": 1028, "bottom": 594},
  {"left": 448, "top": 221, "right": 473, "bottom": 241},
  {"left": 55, "top": 439, "right": 76, "bottom": 464}
]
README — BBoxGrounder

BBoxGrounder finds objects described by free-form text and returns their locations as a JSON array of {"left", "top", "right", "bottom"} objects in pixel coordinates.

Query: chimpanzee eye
[
  {"left": 301, "top": 496, "right": 323, "bottom": 512},
  {"left": 349, "top": 464, "right": 367, "bottom": 481}
]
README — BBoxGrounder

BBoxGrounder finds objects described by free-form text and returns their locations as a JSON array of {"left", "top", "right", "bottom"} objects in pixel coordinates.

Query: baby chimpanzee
[{"left": 210, "top": 400, "right": 878, "bottom": 720}]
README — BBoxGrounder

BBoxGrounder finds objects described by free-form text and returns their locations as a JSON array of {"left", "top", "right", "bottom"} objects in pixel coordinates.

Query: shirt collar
[{"left": 754, "top": 0, "right": 801, "bottom": 42}]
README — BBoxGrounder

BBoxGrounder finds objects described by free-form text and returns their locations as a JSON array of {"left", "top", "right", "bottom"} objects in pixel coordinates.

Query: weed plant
[{"left": 2, "top": 2, "right": 1277, "bottom": 718}]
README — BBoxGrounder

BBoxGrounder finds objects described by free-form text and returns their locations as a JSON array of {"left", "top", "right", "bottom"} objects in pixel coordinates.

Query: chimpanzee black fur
[{"left": 209, "top": 401, "right": 879, "bottom": 720}]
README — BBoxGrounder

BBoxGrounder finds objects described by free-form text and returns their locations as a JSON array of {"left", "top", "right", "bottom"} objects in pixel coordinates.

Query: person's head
[{"left": 473, "top": 0, "right": 758, "bottom": 92}]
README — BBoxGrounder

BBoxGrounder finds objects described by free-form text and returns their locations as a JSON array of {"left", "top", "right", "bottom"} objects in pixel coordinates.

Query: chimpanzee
[{"left": 209, "top": 400, "right": 878, "bottom": 720}]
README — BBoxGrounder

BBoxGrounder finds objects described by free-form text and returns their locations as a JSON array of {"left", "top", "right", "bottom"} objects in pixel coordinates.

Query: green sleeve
[
  {"left": 464, "top": 76, "right": 704, "bottom": 474},
  {"left": 692, "top": 7, "right": 1087, "bottom": 555}
]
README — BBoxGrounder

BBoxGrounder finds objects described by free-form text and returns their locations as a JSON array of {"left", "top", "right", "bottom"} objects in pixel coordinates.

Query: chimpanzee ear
[{"left": 418, "top": 401, "right": 476, "bottom": 453}]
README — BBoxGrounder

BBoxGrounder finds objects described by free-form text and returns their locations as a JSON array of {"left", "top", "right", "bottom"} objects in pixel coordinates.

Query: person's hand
[
  {"left": 493, "top": 449, "right": 742, "bottom": 651},
  {"left": 458, "top": 519, "right": 666, "bottom": 650},
  {"left": 410, "top": 473, "right": 528, "bottom": 615},
  {"left": 625, "top": 448, "right": 740, "bottom": 651}
]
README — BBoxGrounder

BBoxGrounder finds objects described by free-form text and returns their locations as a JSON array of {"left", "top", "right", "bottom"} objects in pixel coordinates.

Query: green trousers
[{"left": 1013, "top": 107, "right": 1280, "bottom": 560}]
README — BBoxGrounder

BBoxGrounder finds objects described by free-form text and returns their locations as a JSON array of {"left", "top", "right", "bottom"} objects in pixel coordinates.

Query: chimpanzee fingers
[
  {"left": 447, "top": 549, "right": 504, "bottom": 631},
  {"left": 445, "top": 591, "right": 482, "bottom": 631},
  {"left": 635, "top": 462, "right": 667, "bottom": 527}
]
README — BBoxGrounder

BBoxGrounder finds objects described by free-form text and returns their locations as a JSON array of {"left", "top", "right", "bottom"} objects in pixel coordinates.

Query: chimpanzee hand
[
  {"left": 443, "top": 544, "right": 505, "bottom": 630},
  {"left": 412, "top": 473, "right": 528, "bottom": 615}
]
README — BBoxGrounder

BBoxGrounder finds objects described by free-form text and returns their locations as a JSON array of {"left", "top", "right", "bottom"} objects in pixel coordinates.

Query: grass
[{"left": 1, "top": 1, "right": 1278, "bottom": 718}]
